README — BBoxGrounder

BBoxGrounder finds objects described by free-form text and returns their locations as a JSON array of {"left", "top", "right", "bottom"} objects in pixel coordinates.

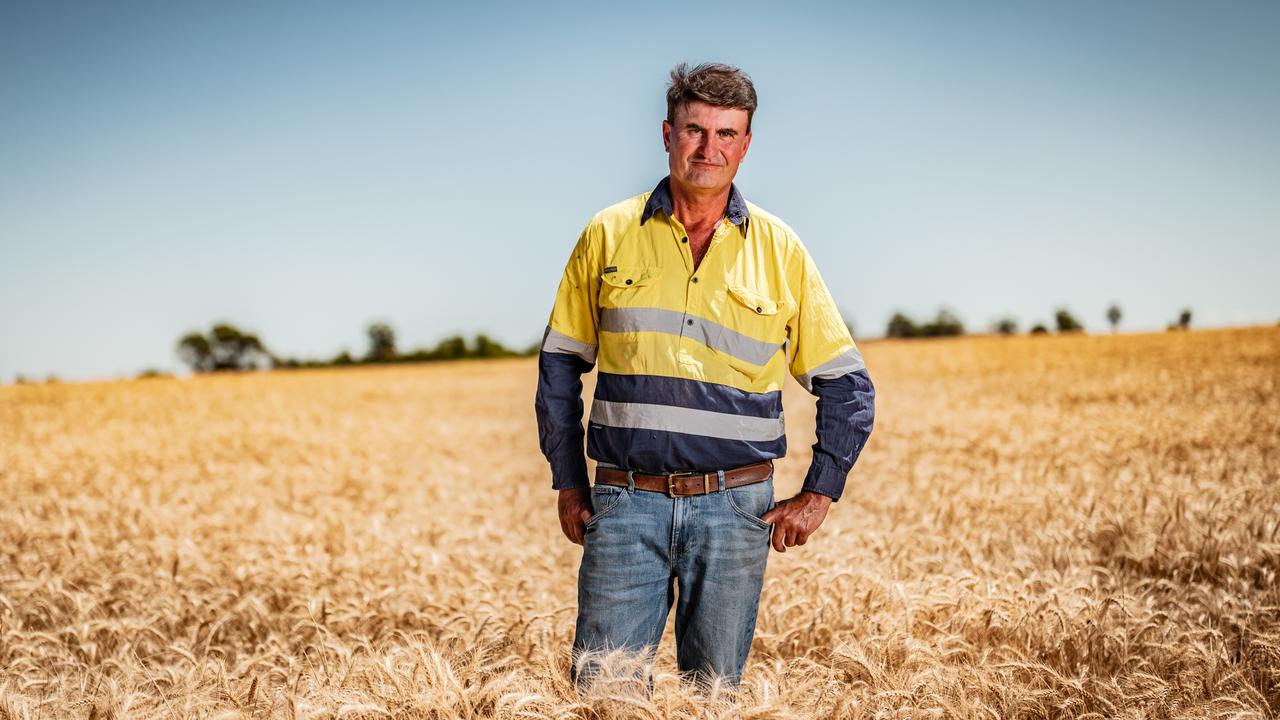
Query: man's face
[{"left": 663, "top": 100, "right": 752, "bottom": 195}]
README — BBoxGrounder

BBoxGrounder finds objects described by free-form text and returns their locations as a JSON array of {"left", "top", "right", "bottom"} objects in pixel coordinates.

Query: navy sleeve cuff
[
  {"left": 549, "top": 453, "right": 589, "bottom": 491},
  {"left": 801, "top": 452, "right": 846, "bottom": 501}
]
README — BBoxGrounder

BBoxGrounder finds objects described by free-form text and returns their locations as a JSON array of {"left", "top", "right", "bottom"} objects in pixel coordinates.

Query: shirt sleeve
[
  {"left": 534, "top": 224, "right": 602, "bottom": 491},
  {"left": 785, "top": 239, "right": 876, "bottom": 501}
]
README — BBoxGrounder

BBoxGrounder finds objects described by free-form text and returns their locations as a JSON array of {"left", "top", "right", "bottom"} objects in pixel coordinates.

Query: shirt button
[
  {"left": 687, "top": 319, "right": 694, "bottom": 326},
  {"left": 681, "top": 237, "right": 688, "bottom": 243},
  {"left": 756, "top": 307, "right": 763, "bottom": 313},
  {"left": 625, "top": 279, "right": 633, "bottom": 285},
  {"left": 691, "top": 277, "right": 698, "bottom": 284}
]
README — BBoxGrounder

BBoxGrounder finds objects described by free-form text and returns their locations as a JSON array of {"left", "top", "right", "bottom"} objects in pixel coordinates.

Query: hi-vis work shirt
[{"left": 535, "top": 177, "right": 875, "bottom": 500}]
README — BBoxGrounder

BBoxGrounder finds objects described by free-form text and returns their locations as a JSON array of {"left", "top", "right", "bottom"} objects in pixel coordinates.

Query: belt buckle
[{"left": 666, "top": 471, "right": 710, "bottom": 498}]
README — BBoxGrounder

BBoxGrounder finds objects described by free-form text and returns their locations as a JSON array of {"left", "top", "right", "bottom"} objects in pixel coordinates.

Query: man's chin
[{"left": 676, "top": 171, "right": 729, "bottom": 191}]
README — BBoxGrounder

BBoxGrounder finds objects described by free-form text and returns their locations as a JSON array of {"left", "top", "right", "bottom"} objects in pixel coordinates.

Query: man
[{"left": 535, "top": 62, "right": 875, "bottom": 690}]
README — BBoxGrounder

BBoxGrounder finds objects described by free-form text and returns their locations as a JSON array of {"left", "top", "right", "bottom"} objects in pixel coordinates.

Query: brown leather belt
[{"left": 594, "top": 460, "right": 773, "bottom": 497}]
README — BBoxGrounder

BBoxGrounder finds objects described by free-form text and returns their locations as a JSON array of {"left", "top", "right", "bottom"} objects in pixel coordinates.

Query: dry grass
[{"left": 1, "top": 326, "right": 1278, "bottom": 719}]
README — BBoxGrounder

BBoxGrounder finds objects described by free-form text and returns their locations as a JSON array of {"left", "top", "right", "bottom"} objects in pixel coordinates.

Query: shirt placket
[{"left": 672, "top": 219, "right": 726, "bottom": 341}]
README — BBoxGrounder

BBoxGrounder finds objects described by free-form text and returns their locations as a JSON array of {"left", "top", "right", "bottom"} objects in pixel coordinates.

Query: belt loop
[
  {"left": 717, "top": 469, "right": 726, "bottom": 493},
  {"left": 626, "top": 470, "right": 636, "bottom": 494}
]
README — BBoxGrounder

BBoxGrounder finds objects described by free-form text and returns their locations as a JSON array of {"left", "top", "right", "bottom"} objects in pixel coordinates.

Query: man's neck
[{"left": 670, "top": 181, "right": 731, "bottom": 231}]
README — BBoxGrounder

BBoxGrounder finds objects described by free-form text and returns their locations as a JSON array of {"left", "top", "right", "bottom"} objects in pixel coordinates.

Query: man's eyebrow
[{"left": 684, "top": 122, "right": 739, "bottom": 136}]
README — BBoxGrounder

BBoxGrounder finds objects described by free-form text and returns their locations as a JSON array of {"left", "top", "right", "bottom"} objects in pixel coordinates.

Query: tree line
[
  {"left": 174, "top": 322, "right": 536, "bottom": 374},
  {"left": 0, "top": 303, "right": 1245, "bottom": 384},
  {"left": 883, "top": 304, "right": 1195, "bottom": 339},
  {"left": 174, "top": 304, "right": 1201, "bottom": 374}
]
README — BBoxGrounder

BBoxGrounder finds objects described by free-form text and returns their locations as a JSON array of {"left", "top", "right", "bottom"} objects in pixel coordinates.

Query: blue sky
[{"left": 2, "top": 1, "right": 1277, "bottom": 381}]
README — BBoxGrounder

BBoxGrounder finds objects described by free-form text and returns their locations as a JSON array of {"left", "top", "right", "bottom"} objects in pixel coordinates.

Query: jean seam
[{"left": 669, "top": 497, "right": 678, "bottom": 572}]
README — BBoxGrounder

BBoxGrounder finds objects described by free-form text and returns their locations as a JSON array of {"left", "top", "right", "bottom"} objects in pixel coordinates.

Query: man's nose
[{"left": 697, "top": 132, "right": 718, "bottom": 158}]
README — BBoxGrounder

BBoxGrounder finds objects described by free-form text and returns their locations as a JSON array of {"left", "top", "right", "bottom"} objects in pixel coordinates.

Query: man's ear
[
  {"left": 741, "top": 130, "right": 753, "bottom": 160},
  {"left": 662, "top": 120, "right": 672, "bottom": 153}
]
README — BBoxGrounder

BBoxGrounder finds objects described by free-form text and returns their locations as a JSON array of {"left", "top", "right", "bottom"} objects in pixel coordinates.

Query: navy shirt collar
[{"left": 641, "top": 176, "right": 750, "bottom": 232}]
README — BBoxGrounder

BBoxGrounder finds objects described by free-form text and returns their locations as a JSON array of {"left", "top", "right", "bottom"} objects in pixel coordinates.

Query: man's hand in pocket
[{"left": 558, "top": 486, "right": 593, "bottom": 545}]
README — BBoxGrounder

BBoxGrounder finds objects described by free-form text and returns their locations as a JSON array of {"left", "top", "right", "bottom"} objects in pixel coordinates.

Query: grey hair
[{"left": 666, "top": 62, "right": 758, "bottom": 132}]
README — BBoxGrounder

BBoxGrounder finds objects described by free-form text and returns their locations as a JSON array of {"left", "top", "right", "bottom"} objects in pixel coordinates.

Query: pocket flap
[
  {"left": 728, "top": 285, "right": 780, "bottom": 316},
  {"left": 601, "top": 267, "right": 656, "bottom": 288}
]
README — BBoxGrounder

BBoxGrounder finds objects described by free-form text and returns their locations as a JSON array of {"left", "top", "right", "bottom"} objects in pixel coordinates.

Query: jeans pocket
[
  {"left": 584, "top": 485, "right": 627, "bottom": 531},
  {"left": 725, "top": 478, "right": 774, "bottom": 531}
]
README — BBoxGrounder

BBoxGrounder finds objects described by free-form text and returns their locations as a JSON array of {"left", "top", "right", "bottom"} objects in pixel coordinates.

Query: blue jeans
[{"left": 571, "top": 474, "right": 775, "bottom": 689}]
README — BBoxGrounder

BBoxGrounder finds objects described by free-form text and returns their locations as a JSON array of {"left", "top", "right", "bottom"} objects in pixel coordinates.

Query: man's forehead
[{"left": 673, "top": 100, "right": 750, "bottom": 130}]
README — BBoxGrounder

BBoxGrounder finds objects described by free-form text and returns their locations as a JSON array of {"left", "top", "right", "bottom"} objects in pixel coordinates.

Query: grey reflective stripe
[
  {"left": 796, "top": 347, "right": 866, "bottom": 392},
  {"left": 600, "top": 307, "right": 782, "bottom": 366},
  {"left": 541, "top": 326, "right": 597, "bottom": 363},
  {"left": 590, "top": 400, "right": 785, "bottom": 442}
]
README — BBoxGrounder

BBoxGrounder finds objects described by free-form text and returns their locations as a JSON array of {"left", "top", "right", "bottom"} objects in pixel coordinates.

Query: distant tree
[
  {"left": 1106, "top": 304, "right": 1122, "bottom": 333},
  {"left": 177, "top": 333, "right": 212, "bottom": 370},
  {"left": 1054, "top": 308, "right": 1083, "bottom": 333},
  {"left": 398, "top": 348, "right": 431, "bottom": 362},
  {"left": 136, "top": 368, "right": 170, "bottom": 379},
  {"left": 365, "top": 322, "right": 398, "bottom": 363},
  {"left": 177, "top": 323, "right": 273, "bottom": 373},
  {"left": 1166, "top": 309, "right": 1194, "bottom": 331},
  {"left": 1030, "top": 323, "right": 1049, "bottom": 335},
  {"left": 332, "top": 350, "right": 355, "bottom": 366},
  {"left": 920, "top": 308, "right": 964, "bottom": 337},
  {"left": 993, "top": 317, "right": 1019, "bottom": 336},
  {"left": 472, "top": 334, "right": 516, "bottom": 358},
  {"left": 432, "top": 335, "right": 469, "bottom": 360},
  {"left": 886, "top": 312, "right": 919, "bottom": 339}
]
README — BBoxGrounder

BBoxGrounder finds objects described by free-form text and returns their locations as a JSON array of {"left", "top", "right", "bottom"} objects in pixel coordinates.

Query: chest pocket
[
  {"left": 598, "top": 266, "right": 658, "bottom": 309},
  {"left": 727, "top": 285, "right": 780, "bottom": 316},
  {"left": 725, "top": 284, "right": 790, "bottom": 344}
]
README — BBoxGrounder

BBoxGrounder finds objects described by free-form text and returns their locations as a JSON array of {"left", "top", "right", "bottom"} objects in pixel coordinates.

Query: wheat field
[{"left": 1, "top": 326, "right": 1277, "bottom": 719}]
